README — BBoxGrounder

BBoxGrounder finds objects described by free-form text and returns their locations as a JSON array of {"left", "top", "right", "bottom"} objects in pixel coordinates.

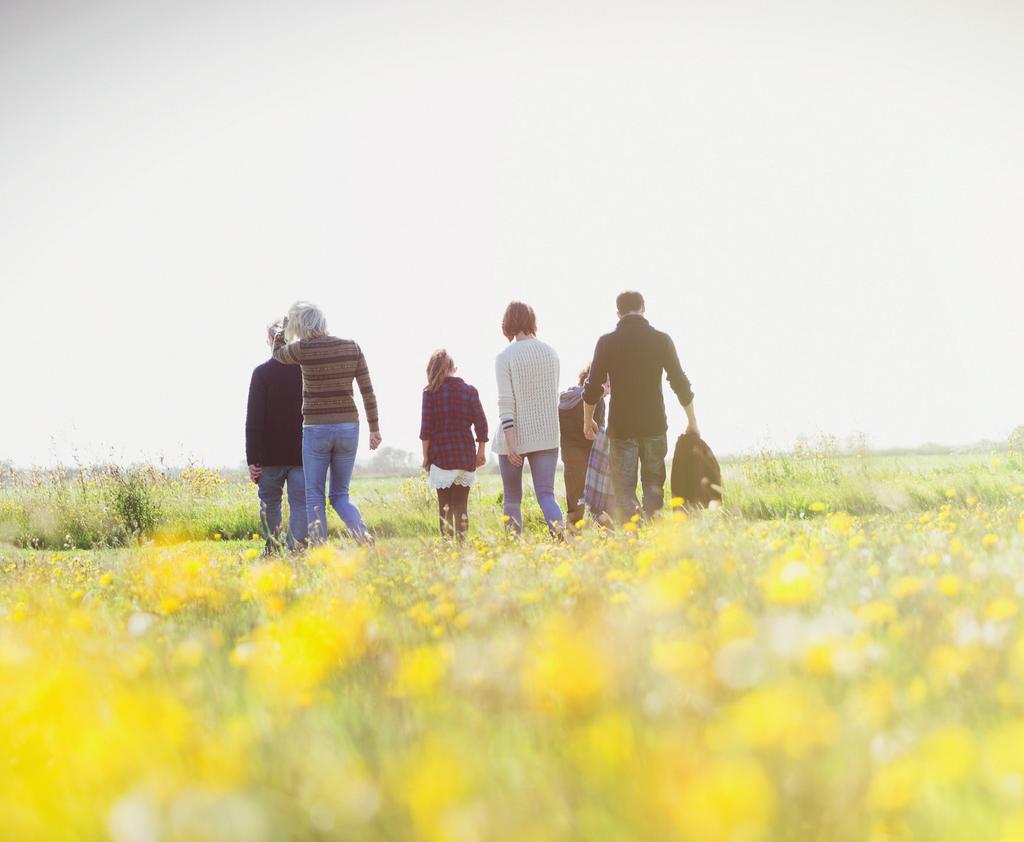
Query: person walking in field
[
  {"left": 493, "top": 301, "right": 564, "bottom": 536},
  {"left": 583, "top": 290, "right": 698, "bottom": 524},
  {"left": 273, "top": 301, "right": 382, "bottom": 545},
  {"left": 419, "top": 350, "right": 489, "bottom": 541},
  {"left": 245, "top": 320, "right": 308, "bottom": 554},
  {"left": 558, "top": 365, "right": 607, "bottom": 528},
  {"left": 582, "top": 422, "right": 617, "bottom": 527}
]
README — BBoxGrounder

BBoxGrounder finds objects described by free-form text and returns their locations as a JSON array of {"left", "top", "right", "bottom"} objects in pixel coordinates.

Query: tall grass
[
  {"left": 2, "top": 448, "right": 1022, "bottom": 549},
  {"left": 724, "top": 441, "right": 1024, "bottom": 518}
]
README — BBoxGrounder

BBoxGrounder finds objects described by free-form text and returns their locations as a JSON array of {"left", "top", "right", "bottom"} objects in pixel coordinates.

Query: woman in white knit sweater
[{"left": 493, "top": 301, "right": 564, "bottom": 535}]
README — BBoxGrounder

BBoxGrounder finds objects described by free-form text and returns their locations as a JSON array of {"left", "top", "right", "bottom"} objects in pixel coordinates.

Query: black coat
[
  {"left": 670, "top": 432, "right": 722, "bottom": 508},
  {"left": 582, "top": 315, "right": 694, "bottom": 440},
  {"left": 245, "top": 358, "right": 304, "bottom": 466}
]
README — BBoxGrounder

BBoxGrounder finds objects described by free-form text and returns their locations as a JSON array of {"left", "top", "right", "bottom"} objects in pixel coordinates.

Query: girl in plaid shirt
[{"left": 420, "top": 350, "right": 489, "bottom": 540}]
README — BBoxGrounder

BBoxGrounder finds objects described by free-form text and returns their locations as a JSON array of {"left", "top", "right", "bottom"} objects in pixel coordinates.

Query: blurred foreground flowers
[{"left": 3, "top": 496, "right": 1024, "bottom": 840}]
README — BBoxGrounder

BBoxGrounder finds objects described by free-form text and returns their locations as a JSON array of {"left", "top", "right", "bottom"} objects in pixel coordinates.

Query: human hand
[
  {"left": 248, "top": 464, "right": 262, "bottom": 483},
  {"left": 506, "top": 446, "right": 524, "bottom": 468},
  {"left": 584, "top": 420, "right": 599, "bottom": 441},
  {"left": 369, "top": 431, "right": 382, "bottom": 451},
  {"left": 475, "top": 448, "right": 487, "bottom": 469}
]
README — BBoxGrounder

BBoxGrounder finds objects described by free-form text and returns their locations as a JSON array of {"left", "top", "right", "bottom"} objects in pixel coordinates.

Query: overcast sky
[{"left": 1, "top": 0, "right": 1022, "bottom": 468}]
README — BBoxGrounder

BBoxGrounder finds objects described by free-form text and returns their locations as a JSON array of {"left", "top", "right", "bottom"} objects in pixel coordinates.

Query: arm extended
[
  {"left": 271, "top": 332, "right": 302, "bottom": 365},
  {"left": 419, "top": 391, "right": 432, "bottom": 470},
  {"left": 496, "top": 353, "right": 522, "bottom": 465},
  {"left": 471, "top": 388, "right": 489, "bottom": 468},
  {"left": 582, "top": 337, "right": 608, "bottom": 440},
  {"left": 355, "top": 346, "right": 382, "bottom": 448},
  {"left": 663, "top": 336, "right": 698, "bottom": 436}
]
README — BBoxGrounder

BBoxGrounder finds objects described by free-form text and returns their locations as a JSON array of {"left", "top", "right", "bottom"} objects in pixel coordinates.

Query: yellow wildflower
[{"left": 676, "top": 758, "right": 776, "bottom": 842}]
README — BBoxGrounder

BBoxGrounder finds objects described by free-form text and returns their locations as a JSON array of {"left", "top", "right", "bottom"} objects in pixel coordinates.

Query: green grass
[
  {"left": 2, "top": 451, "right": 1022, "bottom": 550},
  {"left": 2, "top": 454, "right": 1024, "bottom": 840}
]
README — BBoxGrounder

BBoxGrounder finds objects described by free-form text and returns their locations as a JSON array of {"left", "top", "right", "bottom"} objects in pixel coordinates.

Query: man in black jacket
[
  {"left": 246, "top": 321, "right": 307, "bottom": 552},
  {"left": 582, "top": 291, "right": 698, "bottom": 523}
]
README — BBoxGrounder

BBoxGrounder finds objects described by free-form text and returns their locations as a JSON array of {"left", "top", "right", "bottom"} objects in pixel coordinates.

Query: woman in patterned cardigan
[{"left": 273, "top": 301, "right": 381, "bottom": 545}]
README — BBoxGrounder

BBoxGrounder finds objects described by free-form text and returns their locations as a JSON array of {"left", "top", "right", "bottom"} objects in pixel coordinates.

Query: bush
[{"left": 106, "top": 468, "right": 161, "bottom": 537}]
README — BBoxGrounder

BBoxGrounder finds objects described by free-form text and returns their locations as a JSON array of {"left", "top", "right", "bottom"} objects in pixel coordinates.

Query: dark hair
[
  {"left": 502, "top": 301, "right": 537, "bottom": 341},
  {"left": 577, "top": 366, "right": 590, "bottom": 386},
  {"left": 616, "top": 290, "right": 644, "bottom": 314}
]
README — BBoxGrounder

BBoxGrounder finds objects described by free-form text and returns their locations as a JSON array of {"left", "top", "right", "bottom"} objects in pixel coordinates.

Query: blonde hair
[
  {"left": 285, "top": 301, "right": 328, "bottom": 341},
  {"left": 425, "top": 349, "right": 455, "bottom": 393}
]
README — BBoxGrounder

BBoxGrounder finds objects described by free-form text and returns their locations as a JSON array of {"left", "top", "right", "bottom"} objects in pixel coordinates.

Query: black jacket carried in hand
[
  {"left": 245, "top": 358, "right": 304, "bottom": 466},
  {"left": 671, "top": 432, "right": 722, "bottom": 508},
  {"left": 582, "top": 315, "right": 694, "bottom": 440}
]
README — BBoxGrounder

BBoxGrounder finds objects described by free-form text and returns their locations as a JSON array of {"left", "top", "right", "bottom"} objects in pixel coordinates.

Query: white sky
[{"left": 1, "top": 0, "right": 1022, "bottom": 468}]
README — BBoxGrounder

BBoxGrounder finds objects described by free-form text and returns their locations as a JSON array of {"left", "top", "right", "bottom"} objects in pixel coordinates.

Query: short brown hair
[
  {"left": 616, "top": 290, "right": 644, "bottom": 314},
  {"left": 501, "top": 301, "right": 537, "bottom": 341}
]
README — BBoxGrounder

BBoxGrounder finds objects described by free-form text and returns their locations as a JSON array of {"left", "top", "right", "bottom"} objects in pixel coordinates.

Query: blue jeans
[
  {"left": 499, "top": 448, "right": 563, "bottom": 535},
  {"left": 608, "top": 434, "right": 668, "bottom": 524},
  {"left": 257, "top": 465, "right": 308, "bottom": 552},
  {"left": 302, "top": 423, "right": 367, "bottom": 543}
]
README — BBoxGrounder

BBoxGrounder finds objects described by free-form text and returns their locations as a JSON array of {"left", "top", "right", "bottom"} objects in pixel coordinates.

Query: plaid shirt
[
  {"left": 420, "top": 377, "right": 489, "bottom": 472},
  {"left": 583, "top": 429, "right": 616, "bottom": 517}
]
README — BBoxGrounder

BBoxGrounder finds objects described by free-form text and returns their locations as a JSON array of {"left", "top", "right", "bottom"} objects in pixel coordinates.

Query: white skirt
[{"left": 428, "top": 465, "right": 477, "bottom": 490}]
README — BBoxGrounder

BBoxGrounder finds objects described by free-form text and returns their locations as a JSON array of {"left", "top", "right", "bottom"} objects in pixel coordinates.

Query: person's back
[
  {"left": 246, "top": 324, "right": 308, "bottom": 552},
  {"left": 585, "top": 315, "right": 691, "bottom": 440},
  {"left": 272, "top": 301, "right": 382, "bottom": 545},
  {"left": 582, "top": 291, "right": 698, "bottom": 523},
  {"left": 273, "top": 334, "right": 378, "bottom": 429},
  {"left": 559, "top": 384, "right": 605, "bottom": 452},
  {"left": 420, "top": 350, "right": 489, "bottom": 540},
  {"left": 423, "top": 376, "right": 488, "bottom": 472},
  {"left": 247, "top": 359, "right": 304, "bottom": 464},
  {"left": 494, "top": 337, "right": 560, "bottom": 456},
  {"left": 493, "top": 301, "right": 564, "bottom": 536}
]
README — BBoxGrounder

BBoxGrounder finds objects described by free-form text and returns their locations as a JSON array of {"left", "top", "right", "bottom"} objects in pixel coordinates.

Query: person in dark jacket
[
  {"left": 583, "top": 290, "right": 699, "bottom": 524},
  {"left": 246, "top": 321, "right": 308, "bottom": 552},
  {"left": 559, "top": 366, "right": 607, "bottom": 527}
]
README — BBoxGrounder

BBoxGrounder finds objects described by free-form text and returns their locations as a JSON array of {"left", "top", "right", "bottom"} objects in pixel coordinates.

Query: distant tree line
[{"left": 353, "top": 447, "right": 501, "bottom": 477}]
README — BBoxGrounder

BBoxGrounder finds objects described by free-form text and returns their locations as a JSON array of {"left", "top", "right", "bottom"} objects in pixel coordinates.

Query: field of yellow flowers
[{"left": 3, "top": 480, "right": 1024, "bottom": 841}]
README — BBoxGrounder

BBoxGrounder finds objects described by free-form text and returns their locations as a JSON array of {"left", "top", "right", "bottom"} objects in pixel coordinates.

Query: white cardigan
[{"left": 492, "top": 337, "right": 561, "bottom": 456}]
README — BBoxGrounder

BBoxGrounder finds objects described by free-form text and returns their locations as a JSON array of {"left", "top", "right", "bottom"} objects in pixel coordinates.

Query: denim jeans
[
  {"left": 608, "top": 433, "right": 668, "bottom": 523},
  {"left": 499, "top": 448, "right": 564, "bottom": 535},
  {"left": 257, "top": 465, "right": 308, "bottom": 552},
  {"left": 302, "top": 423, "right": 367, "bottom": 543}
]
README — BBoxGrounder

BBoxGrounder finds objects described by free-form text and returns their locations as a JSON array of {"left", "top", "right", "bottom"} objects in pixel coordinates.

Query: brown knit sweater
[{"left": 272, "top": 335, "right": 379, "bottom": 431}]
